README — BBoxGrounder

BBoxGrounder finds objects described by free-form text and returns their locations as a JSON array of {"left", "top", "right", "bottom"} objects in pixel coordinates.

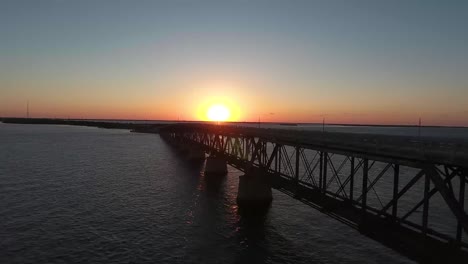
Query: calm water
[
  {"left": 0, "top": 123, "right": 416, "bottom": 263},
  {"left": 88, "top": 119, "right": 468, "bottom": 140}
]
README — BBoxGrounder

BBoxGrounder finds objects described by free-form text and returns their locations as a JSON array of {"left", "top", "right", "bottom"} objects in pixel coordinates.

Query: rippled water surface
[{"left": 0, "top": 123, "right": 414, "bottom": 263}]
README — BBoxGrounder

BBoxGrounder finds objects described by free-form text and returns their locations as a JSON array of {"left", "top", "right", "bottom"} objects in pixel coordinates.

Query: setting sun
[
  {"left": 207, "top": 104, "right": 230, "bottom": 122},
  {"left": 196, "top": 96, "right": 241, "bottom": 122}
]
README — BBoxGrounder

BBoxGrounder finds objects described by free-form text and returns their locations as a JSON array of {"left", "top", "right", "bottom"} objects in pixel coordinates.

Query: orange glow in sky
[
  {"left": 1, "top": 2, "right": 468, "bottom": 127},
  {"left": 206, "top": 104, "right": 230, "bottom": 121},
  {"left": 195, "top": 95, "right": 241, "bottom": 122}
]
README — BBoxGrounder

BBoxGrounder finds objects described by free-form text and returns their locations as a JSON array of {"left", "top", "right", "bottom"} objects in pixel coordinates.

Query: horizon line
[{"left": 1, "top": 116, "right": 467, "bottom": 129}]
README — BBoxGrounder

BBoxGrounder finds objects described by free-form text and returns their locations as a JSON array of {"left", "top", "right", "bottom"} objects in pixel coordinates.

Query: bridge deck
[
  {"left": 162, "top": 123, "right": 468, "bottom": 263},
  {"left": 167, "top": 124, "right": 468, "bottom": 167}
]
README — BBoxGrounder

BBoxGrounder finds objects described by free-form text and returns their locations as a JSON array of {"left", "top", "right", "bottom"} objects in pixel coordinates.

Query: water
[
  {"left": 239, "top": 123, "right": 468, "bottom": 140},
  {"left": 84, "top": 119, "right": 468, "bottom": 140},
  {"left": 0, "top": 123, "right": 417, "bottom": 263}
]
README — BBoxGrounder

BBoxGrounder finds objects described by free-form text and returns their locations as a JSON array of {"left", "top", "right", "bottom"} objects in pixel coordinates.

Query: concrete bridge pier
[
  {"left": 237, "top": 168, "right": 272, "bottom": 207},
  {"left": 187, "top": 147, "right": 206, "bottom": 161},
  {"left": 175, "top": 142, "right": 189, "bottom": 153},
  {"left": 204, "top": 156, "right": 228, "bottom": 176}
]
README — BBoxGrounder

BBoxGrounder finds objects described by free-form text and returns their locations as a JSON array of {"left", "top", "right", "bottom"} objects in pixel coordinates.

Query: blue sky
[{"left": 1, "top": 0, "right": 467, "bottom": 125}]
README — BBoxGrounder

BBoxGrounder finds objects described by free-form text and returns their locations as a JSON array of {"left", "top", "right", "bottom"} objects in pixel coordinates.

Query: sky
[{"left": 1, "top": 0, "right": 467, "bottom": 125}]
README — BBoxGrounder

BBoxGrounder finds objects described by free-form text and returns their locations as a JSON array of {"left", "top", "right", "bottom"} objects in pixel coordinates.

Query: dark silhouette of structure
[{"left": 160, "top": 123, "right": 468, "bottom": 263}]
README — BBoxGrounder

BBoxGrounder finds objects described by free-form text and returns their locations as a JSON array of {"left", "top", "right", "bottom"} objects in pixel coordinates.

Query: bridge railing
[{"left": 160, "top": 124, "right": 468, "bottom": 261}]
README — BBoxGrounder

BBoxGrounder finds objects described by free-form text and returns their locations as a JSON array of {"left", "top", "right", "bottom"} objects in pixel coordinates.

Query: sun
[{"left": 207, "top": 104, "right": 230, "bottom": 122}]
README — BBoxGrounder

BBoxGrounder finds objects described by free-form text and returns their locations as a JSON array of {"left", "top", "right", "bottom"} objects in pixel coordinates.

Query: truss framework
[{"left": 161, "top": 128, "right": 468, "bottom": 259}]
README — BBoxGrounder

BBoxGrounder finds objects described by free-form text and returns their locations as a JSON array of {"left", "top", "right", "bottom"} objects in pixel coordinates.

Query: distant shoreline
[
  {"left": 0, "top": 118, "right": 166, "bottom": 133},
  {"left": 1, "top": 117, "right": 466, "bottom": 129}
]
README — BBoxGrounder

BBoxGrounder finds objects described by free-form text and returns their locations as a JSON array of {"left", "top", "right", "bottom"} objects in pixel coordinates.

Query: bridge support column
[
  {"left": 205, "top": 156, "right": 227, "bottom": 175},
  {"left": 187, "top": 147, "right": 206, "bottom": 161},
  {"left": 174, "top": 142, "right": 188, "bottom": 153},
  {"left": 237, "top": 168, "right": 272, "bottom": 207}
]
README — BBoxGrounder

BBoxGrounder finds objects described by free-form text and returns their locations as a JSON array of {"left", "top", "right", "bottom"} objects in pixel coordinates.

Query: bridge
[{"left": 159, "top": 123, "right": 468, "bottom": 263}]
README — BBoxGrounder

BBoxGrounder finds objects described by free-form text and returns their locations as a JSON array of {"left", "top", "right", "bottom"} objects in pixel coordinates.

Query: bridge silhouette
[{"left": 160, "top": 123, "right": 468, "bottom": 263}]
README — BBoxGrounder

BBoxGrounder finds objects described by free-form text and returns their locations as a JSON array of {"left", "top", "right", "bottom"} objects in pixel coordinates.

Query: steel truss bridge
[{"left": 160, "top": 124, "right": 468, "bottom": 263}]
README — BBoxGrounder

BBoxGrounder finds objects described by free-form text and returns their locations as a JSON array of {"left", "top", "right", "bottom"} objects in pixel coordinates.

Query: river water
[{"left": 0, "top": 122, "right": 437, "bottom": 263}]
